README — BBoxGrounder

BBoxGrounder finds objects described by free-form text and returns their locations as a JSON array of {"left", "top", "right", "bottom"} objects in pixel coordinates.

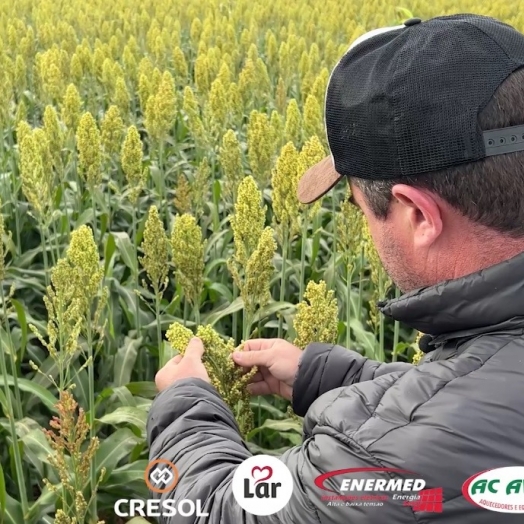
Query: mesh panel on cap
[{"left": 325, "top": 14, "right": 524, "bottom": 180}]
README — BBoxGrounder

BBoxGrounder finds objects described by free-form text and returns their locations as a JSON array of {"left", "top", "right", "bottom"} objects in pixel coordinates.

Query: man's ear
[{"left": 391, "top": 184, "right": 443, "bottom": 247}]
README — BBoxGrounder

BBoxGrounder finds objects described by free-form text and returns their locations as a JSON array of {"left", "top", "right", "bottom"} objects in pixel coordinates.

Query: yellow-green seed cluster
[
  {"left": 166, "top": 322, "right": 257, "bottom": 435},
  {"left": 293, "top": 280, "right": 339, "bottom": 350}
]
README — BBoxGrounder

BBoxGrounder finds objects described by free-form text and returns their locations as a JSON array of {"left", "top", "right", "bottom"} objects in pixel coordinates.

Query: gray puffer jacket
[{"left": 147, "top": 250, "right": 524, "bottom": 523}]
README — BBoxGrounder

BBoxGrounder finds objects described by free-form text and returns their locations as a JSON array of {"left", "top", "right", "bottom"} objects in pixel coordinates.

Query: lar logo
[
  {"left": 145, "top": 459, "right": 179, "bottom": 494},
  {"left": 232, "top": 455, "right": 293, "bottom": 515},
  {"left": 462, "top": 466, "right": 524, "bottom": 513}
]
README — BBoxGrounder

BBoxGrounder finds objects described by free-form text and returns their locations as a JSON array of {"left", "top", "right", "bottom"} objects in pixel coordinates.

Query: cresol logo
[{"left": 462, "top": 466, "right": 524, "bottom": 513}]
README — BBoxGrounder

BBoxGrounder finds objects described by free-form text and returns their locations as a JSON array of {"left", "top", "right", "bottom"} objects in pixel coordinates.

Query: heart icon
[{"left": 251, "top": 466, "right": 273, "bottom": 485}]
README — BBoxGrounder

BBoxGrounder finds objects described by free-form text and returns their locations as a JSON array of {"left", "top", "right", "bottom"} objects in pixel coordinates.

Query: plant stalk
[
  {"left": 278, "top": 228, "right": 288, "bottom": 339},
  {"left": 0, "top": 286, "right": 29, "bottom": 519}
]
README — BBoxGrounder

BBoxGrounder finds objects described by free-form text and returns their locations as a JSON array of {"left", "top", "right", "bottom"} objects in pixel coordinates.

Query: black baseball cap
[{"left": 297, "top": 14, "right": 524, "bottom": 204}]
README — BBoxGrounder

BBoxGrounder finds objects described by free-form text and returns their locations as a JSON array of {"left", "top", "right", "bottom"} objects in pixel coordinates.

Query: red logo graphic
[
  {"left": 252, "top": 466, "right": 273, "bottom": 485},
  {"left": 405, "top": 488, "right": 443, "bottom": 513}
]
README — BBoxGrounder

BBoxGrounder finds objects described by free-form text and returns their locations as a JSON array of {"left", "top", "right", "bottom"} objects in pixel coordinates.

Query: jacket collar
[{"left": 378, "top": 249, "right": 524, "bottom": 339}]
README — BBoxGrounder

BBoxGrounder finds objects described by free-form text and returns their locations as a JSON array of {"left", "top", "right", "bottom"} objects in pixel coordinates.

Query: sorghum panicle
[
  {"left": 165, "top": 322, "right": 257, "bottom": 435},
  {"left": 170, "top": 214, "right": 206, "bottom": 307},
  {"left": 121, "top": 125, "right": 146, "bottom": 204},
  {"left": 219, "top": 129, "right": 243, "bottom": 201},
  {"left": 139, "top": 205, "right": 170, "bottom": 295},
  {"left": 294, "top": 280, "right": 339, "bottom": 350},
  {"left": 76, "top": 112, "right": 102, "bottom": 187},
  {"left": 229, "top": 175, "right": 266, "bottom": 267},
  {"left": 101, "top": 105, "right": 124, "bottom": 156},
  {"left": 246, "top": 110, "right": 272, "bottom": 188},
  {"left": 271, "top": 141, "right": 300, "bottom": 241}
]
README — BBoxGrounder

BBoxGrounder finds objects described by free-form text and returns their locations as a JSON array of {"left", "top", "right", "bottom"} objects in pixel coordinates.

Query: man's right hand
[{"left": 231, "top": 339, "right": 303, "bottom": 400}]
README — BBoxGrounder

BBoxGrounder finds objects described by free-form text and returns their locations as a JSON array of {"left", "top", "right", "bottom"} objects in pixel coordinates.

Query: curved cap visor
[{"left": 297, "top": 156, "right": 345, "bottom": 204}]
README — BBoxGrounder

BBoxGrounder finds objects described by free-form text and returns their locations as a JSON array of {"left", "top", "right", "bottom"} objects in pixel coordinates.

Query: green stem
[
  {"left": 7, "top": 129, "right": 22, "bottom": 254},
  {"left": 357, "top": 247, "right": 365, "bottom": 321},
  {"left": 299, "top": 217, "right": 307, "bottom": 302},
  {"left": 50, "top": 219, "right": 60, "bottom": 267},
  {"left": 346, "top": 264, "right": 354, "bottom": 350},
  {"left": 39, "top": 221, "right": 50, "bottom": 287},
  {"left": 232, "top": 283, "right": 239, "bottom": 343},
  {"left": 193, "top": 300, "right": 201, "bottom": 328},
  {"left": 378, "top": 271, "right": 385, "bottom": 362},
  {"left": 242, "top": 304, "right": 251, "bottom": 342},
  {"left": 133, "top": 209, "right": 143, "bottom": 380},
  {"left": 91, "top": 188, "right": 97, "bottom": 245},
  {"left": 278, "top": 230, "right": 288, "bottom": 339},
  {"left": 0, "top": 320, "right": 29, "bottom": 520},
  {"left": 392, "top": 287, "right": 401, "bottom": 362},
  {"left": 156, "top": 291, "right": 163, "bottom": 367},
  {"left": 183, "top": 299, "right": 189, "bottom": 329},
  {"left": 86, "top": 323, "right": 97, "bottom": 519},
  {"left": 158, "top": 141, "right": 166, "bottom": 219}
]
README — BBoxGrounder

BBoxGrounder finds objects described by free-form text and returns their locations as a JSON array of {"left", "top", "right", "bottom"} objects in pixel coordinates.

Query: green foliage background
[{"left": 0, "top": 0, "right": 521, "bottom": 522}]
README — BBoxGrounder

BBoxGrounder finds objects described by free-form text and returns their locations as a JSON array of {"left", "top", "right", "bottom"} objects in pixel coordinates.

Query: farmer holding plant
[{"left": 148, "top": 14, "right": 524, "bottom": 523}]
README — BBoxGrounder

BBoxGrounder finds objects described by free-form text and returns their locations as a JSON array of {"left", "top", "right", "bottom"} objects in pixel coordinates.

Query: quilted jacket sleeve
[
  {"left": 147, "top": 377, "right": 415, "bottom": 524},
  {"left": 292, "top": 343, "right": 413, "bottom": 416}
]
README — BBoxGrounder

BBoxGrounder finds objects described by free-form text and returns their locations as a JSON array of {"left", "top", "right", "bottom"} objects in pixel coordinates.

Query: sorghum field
[{"left": 0, "top": 0, "right": 522, "bottom": 522}]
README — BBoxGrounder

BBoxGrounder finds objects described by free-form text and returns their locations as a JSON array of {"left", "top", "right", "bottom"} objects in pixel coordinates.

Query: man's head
[{"left": 297, "top": 15, "right": 524, "bottom": 292}]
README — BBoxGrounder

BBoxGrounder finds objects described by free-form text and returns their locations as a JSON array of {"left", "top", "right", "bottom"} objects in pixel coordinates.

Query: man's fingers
[
  {"left": 164, "top": 354, "right": 183, "bottom": 366},
  {"left": 185, "top": 337, "right": 205, "bottom": 360},
  {"left": 247, "top": 382, "right": 272, "bottom": 396},
  {"left": 232, "top": 348, "right": 272, "bottom": 368},
  {"left": 241, "top": 339, "right": 277, "bottom": 352},
  {"left": 249, "top": 372, "right": 264, "bottom": 384}
]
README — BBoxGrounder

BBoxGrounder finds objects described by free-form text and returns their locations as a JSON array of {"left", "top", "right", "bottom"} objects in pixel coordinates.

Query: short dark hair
[{"left": 352, "top": 67, "right": 524, "bottom": 237}]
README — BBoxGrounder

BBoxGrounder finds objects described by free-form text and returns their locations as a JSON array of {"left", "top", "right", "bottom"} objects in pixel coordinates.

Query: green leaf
[
  {"left": 114, "top": 336, "right": 142, "bottom": 386},
  {"left": 71, "top": 365, "right": 89, "bottom": 411},
  {"left": 94, "top": 428, "right": 142, "bottom": 479},
  {"left": 203, "top": 296, "right": 244, "bottom": 326},
  {"left": 246, "top": 418, "right": 303, "bottom": 441},
  {"left": 249, "top": 397, "right": 286, "bottom": 419},
  {"left": 0, "top": 376, "right": 57, "bottom": 413},
  {"left": 126, "top": 381, "right": 158, "bottom": 398},
  {"left": 97, "top": 406, "right": 148, "bottom": 434},
  {"left": 0, "top": 461, "right": 6, "bottom": 520},
  {"left": 21, "top": 428, "right": 54, "bottom": 466},
  {"left": 110, "top": 385, "right": 137, "bottom": 408},
  {"left": 104, "top": 230, "right": 117, "bottom": 274},
  {"left": 246, "top": 442, "right": 294, "bottom": 457},
  {"left": 10, "top": 300, "right": 27, "bottom": 360},
  {"left": 102, "top": 460, "right": 149, "bottom": 498},
  {"left": 27, "top": 485, "right": 58, "bottom": 522},
  {"left": 349, "top": 318, "right": 379, "bottom": 360},
  {"left": 2, "top": 494, "right": 23, "bottom": 524},
  {"left": 113, "top": 231, "right": 137, "bottom": 272},
  {"left": 252, "top": 301, "right": 295, "bottom": 325},
  {"left": 127, "top": 518, "right": 153, "bottom": 524},
  {"left": 0, "top": 389, "right": 8, "bottom": 416}
]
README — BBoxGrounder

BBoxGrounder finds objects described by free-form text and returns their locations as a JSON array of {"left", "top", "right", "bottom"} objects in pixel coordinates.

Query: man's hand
[
  {"left": 155, "top": 338, "right": 210, "bottom": 392},
  {"left": 232, "top": 339, "right": 302, "bottom": 400}
]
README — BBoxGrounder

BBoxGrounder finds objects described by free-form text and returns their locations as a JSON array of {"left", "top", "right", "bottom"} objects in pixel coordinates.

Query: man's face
[{"left": 350, "top": 183, "right": 433, "bottom": 293}]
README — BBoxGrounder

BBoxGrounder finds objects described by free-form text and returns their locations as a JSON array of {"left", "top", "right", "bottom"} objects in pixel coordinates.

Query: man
[{"left": 147, "top": 14, "right": 524, "bottom": 523}]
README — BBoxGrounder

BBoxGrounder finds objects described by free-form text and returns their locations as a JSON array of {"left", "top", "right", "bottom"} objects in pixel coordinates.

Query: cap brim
[{"left": 297, "top": 156, "right": 345, "bottom": 204}]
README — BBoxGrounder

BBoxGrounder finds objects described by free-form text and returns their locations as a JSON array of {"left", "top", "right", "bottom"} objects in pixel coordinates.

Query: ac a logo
[{"left": 244, "top": 466, "right": 281, "bottom": 499}]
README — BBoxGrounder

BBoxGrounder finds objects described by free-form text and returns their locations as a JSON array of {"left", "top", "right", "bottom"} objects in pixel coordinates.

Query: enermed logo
[
  {"left": 114, "top": 459, "right": 210, "bottom": 518},
  {"left": 232, "top": 455, "right": 294, "bottom": 515},
  {"left": 462, "top": 466, "right": 524, "bottom": 513},
  {"left": 315, "top": 467, "right": 443, "bottom": 513}
]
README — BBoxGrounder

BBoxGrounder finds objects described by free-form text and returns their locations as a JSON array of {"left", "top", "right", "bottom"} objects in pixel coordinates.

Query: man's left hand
[{"left": 155, "top": 337, "right": 210, "bottom": 392}]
